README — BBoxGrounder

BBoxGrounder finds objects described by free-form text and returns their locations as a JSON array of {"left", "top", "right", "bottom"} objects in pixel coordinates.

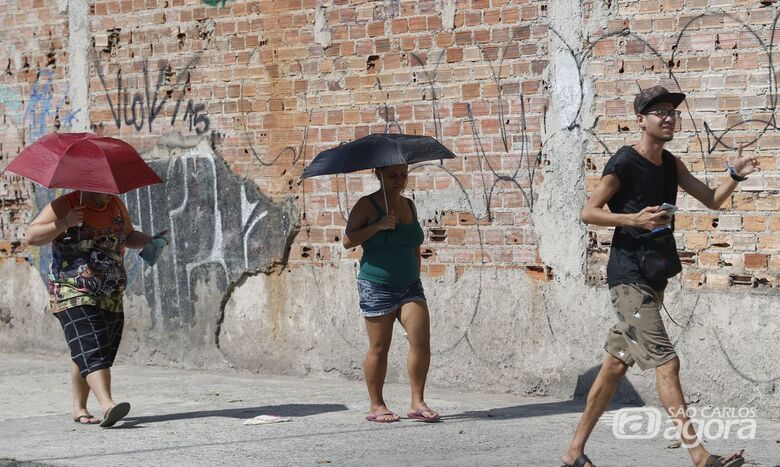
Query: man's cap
[{"left": 633, "top": 86, "right": 686, "bottom": 115}]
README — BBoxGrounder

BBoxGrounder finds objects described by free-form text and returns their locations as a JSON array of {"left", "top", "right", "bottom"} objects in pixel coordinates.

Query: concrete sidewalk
[{"left": 0, "top": 353, "right": 777, "bottom": 466}]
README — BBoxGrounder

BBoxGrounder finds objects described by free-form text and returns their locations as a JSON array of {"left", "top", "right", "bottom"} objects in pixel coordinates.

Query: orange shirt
[{"left": 48, "top": 192, "right": 132, "bottom": 313}]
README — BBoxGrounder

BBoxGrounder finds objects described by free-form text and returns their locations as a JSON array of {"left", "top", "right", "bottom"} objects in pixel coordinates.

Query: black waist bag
[{"left": 637, "top": 230, "right": 682, "bottom": 282}]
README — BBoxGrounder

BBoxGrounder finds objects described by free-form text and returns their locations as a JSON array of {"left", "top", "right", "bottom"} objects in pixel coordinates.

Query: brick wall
[
  {"left": 1, "top": 0, "right": 779, "bottom": 291},
  {"left": 585, "top": 1, "right": 780, "bottom": 289},
  {"left": 81, "top": 0, "right": 551, "bottom": 281},
  {"left": 0, "top": 1, "right": 74, "bottom": 258}
]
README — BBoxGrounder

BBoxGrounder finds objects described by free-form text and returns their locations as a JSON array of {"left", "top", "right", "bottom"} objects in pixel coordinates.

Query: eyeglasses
[{"left": 644, "top": 109, "right": 682, "bottom": 121}]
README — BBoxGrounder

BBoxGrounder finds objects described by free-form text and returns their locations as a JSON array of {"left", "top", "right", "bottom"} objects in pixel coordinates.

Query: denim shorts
[{"left": 357, "top": 279, "right": 426, "bottom": 318}]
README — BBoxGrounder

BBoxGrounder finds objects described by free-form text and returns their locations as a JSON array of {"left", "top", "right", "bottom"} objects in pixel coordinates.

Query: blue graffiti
[
  {"left": 62, "top": 107, "right": 82, "bottom": 129},
  {"left": 30, "top": 188, "right": 58, "bottom": 286},
  {"left": 24, "top": 69, "right": 75, "bottom": 141},
  {"left": 24, "top": 69, "right": 55, "bottom": 140}
]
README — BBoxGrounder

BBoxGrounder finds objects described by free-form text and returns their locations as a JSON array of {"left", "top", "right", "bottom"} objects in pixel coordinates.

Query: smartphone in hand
[
  {"left": 652, "top": 203, "right": 678, "bottom": 233},
  {"left": 658, "top": 203, "right": 678, "bottom": 216}
]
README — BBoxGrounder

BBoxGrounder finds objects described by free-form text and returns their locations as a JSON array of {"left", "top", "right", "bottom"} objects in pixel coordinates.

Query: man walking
[{"left": 561, "top": 86, "right": 759, "bottom": 467}]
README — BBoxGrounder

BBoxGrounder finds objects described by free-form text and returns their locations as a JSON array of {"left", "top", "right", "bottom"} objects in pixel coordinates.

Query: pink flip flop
[
  {"left": 366, "top": 412, "right": 400, "bottom": 423},
  {"left": 407, "top": 408, "right": 440, "bottom": 422}
]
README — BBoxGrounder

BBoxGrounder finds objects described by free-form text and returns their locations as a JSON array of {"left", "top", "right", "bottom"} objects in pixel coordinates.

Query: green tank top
[{"left": 357, "top": 196, "right": 425, "bottom": 288}]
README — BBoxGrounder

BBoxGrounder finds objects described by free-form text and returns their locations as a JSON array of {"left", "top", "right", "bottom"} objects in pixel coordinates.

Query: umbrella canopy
[
  {"left": 301, "top": 133, "right": 456, "bottom": 179},
  {"left": 3, "top": 132, "right": 162, "bottom": 194}
]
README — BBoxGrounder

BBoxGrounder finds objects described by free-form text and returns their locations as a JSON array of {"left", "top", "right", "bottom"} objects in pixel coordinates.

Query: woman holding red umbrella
[
  {"left": 25, "top": 191, "right": 162, "bottom": 426},
  {"left": 7, "top": 133, "right": 165, "bottom": 428}
]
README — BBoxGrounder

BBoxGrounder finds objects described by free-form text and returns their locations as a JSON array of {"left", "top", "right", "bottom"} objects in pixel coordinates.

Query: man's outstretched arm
[{"left": 676, "top": 145, "right": 761, "bottom": 210}]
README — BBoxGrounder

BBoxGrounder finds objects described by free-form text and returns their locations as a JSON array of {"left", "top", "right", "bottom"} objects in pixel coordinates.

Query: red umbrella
[{"left": 3, "top": 132, "right": 162, "bottom": 193}]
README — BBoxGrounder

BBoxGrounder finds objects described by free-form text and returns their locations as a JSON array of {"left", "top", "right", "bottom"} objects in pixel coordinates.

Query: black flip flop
[
  {"left": 99, "top": 402, "right": 131, "bottom": 428},
  {"left": 562, "top": 454, "right": 595, "bottom": 467},
  {"left": 705, "top": 454, "right": 745, "bottom": 467}
]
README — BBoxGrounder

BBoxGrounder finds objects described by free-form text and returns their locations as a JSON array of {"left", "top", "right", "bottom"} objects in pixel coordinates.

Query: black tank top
[{"left": 602, "top": 145, "right": 678, "bottom": 291}]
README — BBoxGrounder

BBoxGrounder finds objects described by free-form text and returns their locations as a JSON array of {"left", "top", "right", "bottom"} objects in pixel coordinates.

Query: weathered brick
[
  {"left": 744, "top": 253, "right": 768, "bottom": 269},
  {"left": 685, "top": 233, "right": 709, "bottom": 250}
]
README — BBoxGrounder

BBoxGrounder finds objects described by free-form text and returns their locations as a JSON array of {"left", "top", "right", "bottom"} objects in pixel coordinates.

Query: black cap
[{"left": 633, "top": 86, "right": 686, "bottom": 115}]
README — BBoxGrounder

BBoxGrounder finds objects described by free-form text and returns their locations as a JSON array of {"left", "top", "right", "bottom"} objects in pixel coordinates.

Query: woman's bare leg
[
  {"left": 399, "top": 300, "right": 436, "bottom": 417},
  {"left": 70, "top": 362, "right": 98, "bottom": 423},
  {"left": 363, "top": 312, "right": 400, "bottom": 421}
]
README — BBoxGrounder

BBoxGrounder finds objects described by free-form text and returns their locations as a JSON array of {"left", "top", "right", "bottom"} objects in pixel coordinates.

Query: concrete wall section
[{"left": 122, "top": 139, "right": 299, "bottom": 368}]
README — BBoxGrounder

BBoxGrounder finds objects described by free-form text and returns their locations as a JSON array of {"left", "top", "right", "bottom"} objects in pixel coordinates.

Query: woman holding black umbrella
[
  {"left": 343, "top": 164, "right": 439, "bottom": 423},
  {"left": 303, "top": 134, "right": 455, "bottom": 422}
]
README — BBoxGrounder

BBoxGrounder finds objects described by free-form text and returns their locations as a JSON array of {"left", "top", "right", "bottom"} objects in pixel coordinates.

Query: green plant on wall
[{"left": 202, "top": 0, "right": 229, "bottom": 6}]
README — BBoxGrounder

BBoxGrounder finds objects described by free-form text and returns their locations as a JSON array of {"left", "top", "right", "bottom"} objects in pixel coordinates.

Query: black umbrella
[
  {"left": 302, "top": 133, "right": 456, "bottom": 178},
  {"left": 301, "top": 133, "right": 456, "bottom": 211}
]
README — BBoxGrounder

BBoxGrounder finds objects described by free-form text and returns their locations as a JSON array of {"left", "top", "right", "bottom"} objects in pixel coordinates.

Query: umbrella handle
[
  {"left": 379, "top": 168, "right": 390, "bottom": 243},
  {"left": 379, "top": 168, "right": 389, "bottom": 213},
  {"left": 76, "top": 191, "right": 83, "bottom": 243},
  {"left": 77, "top": 191, "right": 84, "bottom": 227}
]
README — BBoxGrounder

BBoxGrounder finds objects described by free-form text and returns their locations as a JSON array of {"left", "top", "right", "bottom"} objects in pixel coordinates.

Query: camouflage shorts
[{"left": 604, "top": 283, "right": 677, "bottom": 370}]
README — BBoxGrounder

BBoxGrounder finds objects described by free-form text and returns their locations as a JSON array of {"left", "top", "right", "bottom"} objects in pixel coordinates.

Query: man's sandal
[
  {"left": 562, "top": 454, "right": 595, "bottom": 467},
  {"left": 704, "top": 454, "right": 745, "bottom": 467}
]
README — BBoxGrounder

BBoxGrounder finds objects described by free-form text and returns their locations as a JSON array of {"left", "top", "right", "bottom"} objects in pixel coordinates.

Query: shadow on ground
[
  {"left": 0, "top": 459, "right": 56, "bottom": 467},
  {"left": 443, "top": 363, "right": 644, "bottom": 421},
  {"left": 120, "top": 403, "right": 348, "bottom": 426}
]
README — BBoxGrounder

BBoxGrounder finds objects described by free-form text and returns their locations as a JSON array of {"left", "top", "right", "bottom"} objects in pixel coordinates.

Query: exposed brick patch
[{"left": 1, "top": 1, "right": 777, "bottom": 291}]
